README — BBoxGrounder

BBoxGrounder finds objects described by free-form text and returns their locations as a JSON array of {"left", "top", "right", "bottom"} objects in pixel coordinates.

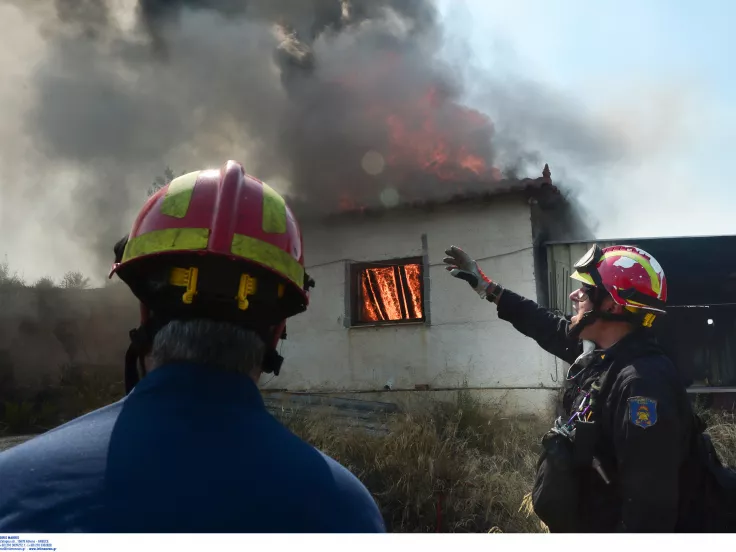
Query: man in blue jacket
[{"left": 0, "top": 161, "right": 386, "bottom": 533}]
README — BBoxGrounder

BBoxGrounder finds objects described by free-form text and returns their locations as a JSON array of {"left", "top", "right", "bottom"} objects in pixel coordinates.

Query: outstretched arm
[
  {"left": 495, "top": 289, "right": 581, "bottom": 365},
  {"left": 443, "top": 245, "right": 581, "bottom": 365}
]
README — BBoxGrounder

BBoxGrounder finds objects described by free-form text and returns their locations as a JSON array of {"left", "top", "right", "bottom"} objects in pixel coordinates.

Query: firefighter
[
  {"left": 0, "top": 161, "right": 385, "bottom": 533},
  {"left": 443, "top": 244, "right": 700, "bottom": 532}
]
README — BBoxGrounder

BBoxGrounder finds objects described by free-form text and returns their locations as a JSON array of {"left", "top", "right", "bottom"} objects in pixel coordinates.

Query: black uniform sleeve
[
  {"left": 495, "top": 289, "right": 581, "bottom": 365},
  {"left": 609, "top": 368, "right": 684, "bottom": 532}
]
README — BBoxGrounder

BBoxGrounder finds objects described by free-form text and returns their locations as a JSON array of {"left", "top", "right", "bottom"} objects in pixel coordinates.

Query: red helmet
[
  {"left": 111, "top": 160, "right": 311, "bottom": 323},
  {"left": 111, "top": 160, "right": 313, "bottom": 391},
  {"left": 571, "top": 245, "right": 667, "bottom": 320}
]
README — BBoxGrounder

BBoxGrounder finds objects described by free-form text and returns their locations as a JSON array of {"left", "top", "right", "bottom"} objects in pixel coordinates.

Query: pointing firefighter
[
  {"left": 0, "top": 161, "right": 385, "bottom": 533},
  {"left": 443, "top": 243, "right": 703, "bottom": 532}
]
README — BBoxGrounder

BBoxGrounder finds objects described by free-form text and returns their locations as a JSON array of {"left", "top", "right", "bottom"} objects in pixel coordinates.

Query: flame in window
[{"left": 359, "top": 263, "right": 423, "bottom": 322}]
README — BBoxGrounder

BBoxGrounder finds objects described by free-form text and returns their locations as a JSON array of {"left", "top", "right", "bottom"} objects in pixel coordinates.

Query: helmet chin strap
[
  {"left": 124, "top": 307, "right": 169, "bottom": 395},
  {"left": 566, "top": 309, "right": 636, "bottom": 340},
  {"left": 566, "top": 309, "right": 598, "bottom": 340},
  {"left": 262, "top": 321, "right": 286, "bottom": 376},
  {"left": 565, "top": 286, "right": 638, "bottom": 341}
]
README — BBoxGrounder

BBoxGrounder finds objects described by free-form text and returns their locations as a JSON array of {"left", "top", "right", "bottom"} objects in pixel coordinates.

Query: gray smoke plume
[{"left": 0, "top": 0, "right": 627, "bottom": 281}]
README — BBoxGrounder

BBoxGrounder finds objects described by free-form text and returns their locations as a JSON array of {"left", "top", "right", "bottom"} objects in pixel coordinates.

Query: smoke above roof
[{"left": 0, "top": 0, "right": 627, "bottom": 280}]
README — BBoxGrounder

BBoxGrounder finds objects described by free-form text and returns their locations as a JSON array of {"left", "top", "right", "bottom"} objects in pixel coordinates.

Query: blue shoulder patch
[{"left": 628, "top": 396, "right": 657, "bottom": 429}]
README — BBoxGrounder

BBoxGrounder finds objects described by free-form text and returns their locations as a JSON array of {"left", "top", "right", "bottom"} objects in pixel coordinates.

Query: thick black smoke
[
  {"left": 131, "top": 0, "right": 497, "bottom": 209},
  {"left": 6, "top": 0, "right": 623, "bottom": 276}
]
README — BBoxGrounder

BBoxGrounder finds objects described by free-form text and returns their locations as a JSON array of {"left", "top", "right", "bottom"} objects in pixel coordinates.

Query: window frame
[{"left": 347, "top": 256, "right": 427, "bottom": 328}]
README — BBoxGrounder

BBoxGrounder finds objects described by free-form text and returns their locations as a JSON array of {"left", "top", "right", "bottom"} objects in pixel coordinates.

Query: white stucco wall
[{"left": 270, "top": 195, "right": 561, "bottom": 416}]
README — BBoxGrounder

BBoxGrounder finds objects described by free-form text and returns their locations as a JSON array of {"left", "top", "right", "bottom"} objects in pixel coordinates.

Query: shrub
[
  {"left": 34, "top": 277, "right": 56, "bottom": 289},
  {"left": 0, "top": 257, "right": 25, "bottom": 288},
  {"left": 60, "top": 271, "right": 90, "bottom": 290},
  {"left": 0, "top": 363, "right": 124, "bottom": 437}
]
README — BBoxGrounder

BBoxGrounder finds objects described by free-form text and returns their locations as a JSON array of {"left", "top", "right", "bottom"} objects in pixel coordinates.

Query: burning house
[
  {"left": 267, "top": 164, "right": 590, "bottom": 417},
  {"left": 223, "top": 6, "right": 600, "bottom": 416},
  {"left": 7, "top": 0, "right": 646, "bottom": 415},
  {"left": 273, "top": 185, "right": 736, "bottom": 415}
]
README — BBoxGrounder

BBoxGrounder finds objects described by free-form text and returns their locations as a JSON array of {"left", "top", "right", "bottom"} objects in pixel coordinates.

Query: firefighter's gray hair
[{"left": 150, "top": 319, "right": 265, "bottom": 374}]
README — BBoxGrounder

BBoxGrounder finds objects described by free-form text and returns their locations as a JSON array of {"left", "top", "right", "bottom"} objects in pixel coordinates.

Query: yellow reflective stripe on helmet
[
  {"left": 261, "top": 182, "right": 287, "bottom": 234},
  {"left": 231, "top": 233, "right": 304, "bottom": 288},
  {"left": 601, "top": 250, "right": 661, "bottom": 297},
  {"left": 161, "top": 171, "right": 200, "bottom": 219},
  {"left": 122, "top": 228, "right": 210, "bottom": 262}
]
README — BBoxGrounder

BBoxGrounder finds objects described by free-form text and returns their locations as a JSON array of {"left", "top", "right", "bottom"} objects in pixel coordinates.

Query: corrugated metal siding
[
  {"left": 658, "top": 306, "right": 736, "bottom": 388},
  {"left": 545, "top": 241, "right": 615, "bottom": 315}
]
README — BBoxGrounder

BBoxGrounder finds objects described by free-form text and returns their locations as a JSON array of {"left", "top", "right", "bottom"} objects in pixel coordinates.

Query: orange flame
[
  {"left": 333, "top": 50, "right": 503, "bottom": 211},
  {"left": 359, "top": 264, "right": 423, "bottom": 322},
  {"left": 380, "top": 87, "right": 494, "bottom": 181}
]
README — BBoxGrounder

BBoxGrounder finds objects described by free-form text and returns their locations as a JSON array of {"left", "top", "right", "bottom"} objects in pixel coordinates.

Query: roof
[{"left": 289, "top": 164, "right": 559, "bottom": 221}]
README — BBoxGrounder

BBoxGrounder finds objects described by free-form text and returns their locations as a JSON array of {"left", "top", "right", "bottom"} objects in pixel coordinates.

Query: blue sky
[{"left": 437, "top": 0, "right": 736, "bottom": 238}]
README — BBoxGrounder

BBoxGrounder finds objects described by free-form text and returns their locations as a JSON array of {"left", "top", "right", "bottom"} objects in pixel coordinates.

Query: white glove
[{"left": 443, "top": 245, "right": 493, "bottom": 299}]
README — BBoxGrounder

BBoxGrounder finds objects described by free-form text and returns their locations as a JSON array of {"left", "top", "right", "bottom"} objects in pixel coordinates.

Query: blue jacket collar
[{"left": 128, "top": 362, "right": 265, "bottom": 408}]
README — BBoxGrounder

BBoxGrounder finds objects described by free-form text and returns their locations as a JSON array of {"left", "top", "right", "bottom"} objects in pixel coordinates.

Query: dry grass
[
  {"left": 702, "top": 409, "right": 736, "bottom": 468},
  {"left": 280, "top": 393, "right": 736, "bottom": 533},
  {"left": 278, "top": 390, "right": 550, "bottom": 533}
]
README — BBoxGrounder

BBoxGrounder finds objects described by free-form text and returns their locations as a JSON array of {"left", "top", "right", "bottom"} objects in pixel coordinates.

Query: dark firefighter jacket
[
  {"left": 496, "top": 289, "right": 696, "bottom": 532},
  {"left": 0, "top": 363, "right": 386, "bottom": 533}
]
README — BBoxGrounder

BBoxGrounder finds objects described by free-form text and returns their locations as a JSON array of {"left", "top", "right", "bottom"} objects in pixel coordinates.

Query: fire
[
  {"left": 359, "top": 264, "right": 423, "bottom": 322},
  {"left": 332, "top": 49, "right": 503, "bottom": 211},
  {"left": 380, "top": 87, "right": 496, "bottom": 181}
]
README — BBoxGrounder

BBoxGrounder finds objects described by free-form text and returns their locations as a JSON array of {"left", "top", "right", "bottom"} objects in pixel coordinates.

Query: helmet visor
[{"left": 572, "top": 245, "right": 605, "bottom": 287}]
